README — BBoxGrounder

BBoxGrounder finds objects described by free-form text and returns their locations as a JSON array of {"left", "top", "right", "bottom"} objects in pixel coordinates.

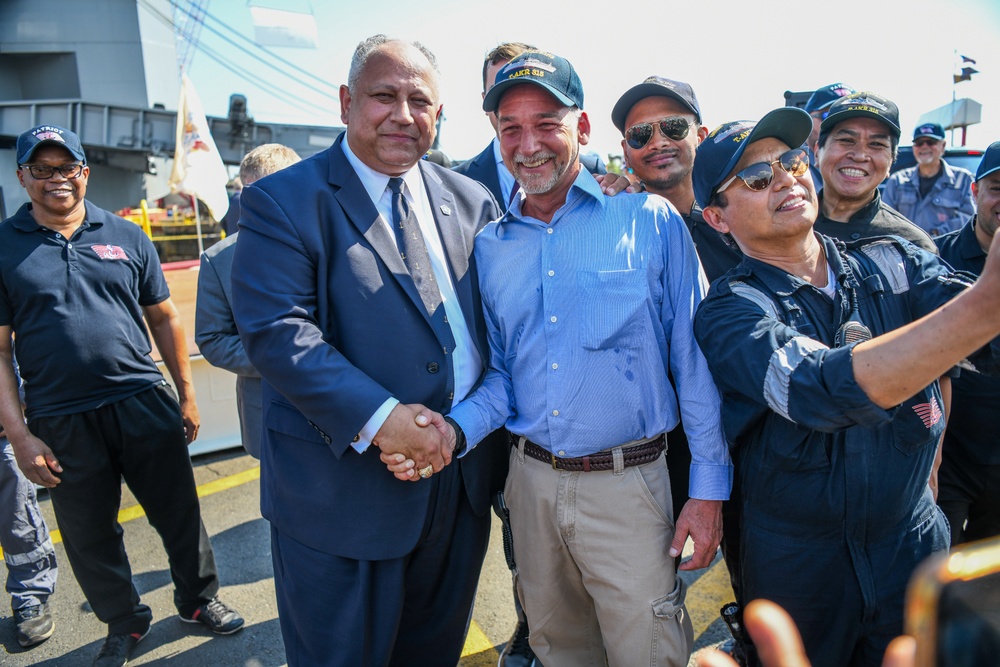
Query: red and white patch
[
  {"left": 91, "top": 244, "right": 129, "bottom": 261},
  {"left": 912, "top": 397, "right": 943, "bottom": 429}
]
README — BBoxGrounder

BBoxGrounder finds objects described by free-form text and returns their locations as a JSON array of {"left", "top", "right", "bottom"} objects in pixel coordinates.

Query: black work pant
[
  {"left": 938, "top": 452, "right": 1000, "bottom": 546},
  {"left": 30, "top": 385, "right": 219, "bottom": 634}
]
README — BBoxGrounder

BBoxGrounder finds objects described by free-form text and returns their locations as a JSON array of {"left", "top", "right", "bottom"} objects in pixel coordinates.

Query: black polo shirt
[
  {"left": 814, "top": 191, "right": 939, "bottom": 254},
  {"left": 0, "top": 201, "right": 169, "bottom": 418},
  {"left": 935, "top": 218, "right": 1000, "bottom": 465}
]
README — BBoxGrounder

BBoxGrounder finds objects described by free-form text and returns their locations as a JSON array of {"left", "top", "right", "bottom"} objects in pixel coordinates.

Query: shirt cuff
[
  {"left": 688, "top": 462, "right": 733, "bottom": 501},
  {"left": 353, "top": 397, "right": 399, "bottom": 454}
]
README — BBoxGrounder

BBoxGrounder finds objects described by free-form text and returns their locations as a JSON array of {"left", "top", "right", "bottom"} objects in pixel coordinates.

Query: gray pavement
[{"left": 0, "top": 449, "right": 733, "bottom": 666}]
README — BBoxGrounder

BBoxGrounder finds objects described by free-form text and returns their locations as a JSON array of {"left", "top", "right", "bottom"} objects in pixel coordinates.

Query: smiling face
[
  {"left": 17, "top": 144, "right": 89, "bottom": 221},
  {"left": 817, "top": 117, "right": 894, "bottom": 206},
  {"left": 339, "top": 41, "right": 441, "bottom": 176},
  {"left": 702, "top": 137, "right": 818, "bottom": 258},
  {"left": 913, "top": 136, "right": 946, "bottom": 167},
  {"left": 621, "top": 95, "right": 706, "bottom": 200},
  {"left": 496, "top": 83, "right": 588, "bottom": 197}
]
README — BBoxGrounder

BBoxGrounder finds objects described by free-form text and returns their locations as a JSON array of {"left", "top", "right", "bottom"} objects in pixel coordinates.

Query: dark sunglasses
[
  {"left": 625, "top": 117, "right": 692, "bottom": 149},
  {"left": 913, "top": 138, "right": 942, "bottom": 147},
  {"left": 715, "top": 148, "right": 810, "bottom": 196},
  {"left": 19, "top": 163, "right": 85, "bottom": 180}
]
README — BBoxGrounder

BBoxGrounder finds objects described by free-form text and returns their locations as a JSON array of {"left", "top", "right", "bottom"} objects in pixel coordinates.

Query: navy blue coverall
[{"left": 694, "top": 233, "right": 1000, "bottom": 667}]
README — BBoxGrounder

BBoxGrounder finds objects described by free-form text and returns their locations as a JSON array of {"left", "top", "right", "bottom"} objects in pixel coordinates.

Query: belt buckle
[{"left": 550, "top": 451, "right": 559, "bottom": 470}]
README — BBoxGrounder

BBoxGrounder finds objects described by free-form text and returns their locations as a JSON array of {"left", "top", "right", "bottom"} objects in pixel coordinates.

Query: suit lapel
[{"left": 328, "top": 137, "right": 429, "bottom": 321}]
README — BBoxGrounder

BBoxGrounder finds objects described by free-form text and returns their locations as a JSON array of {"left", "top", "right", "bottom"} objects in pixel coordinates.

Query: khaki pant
[{"left": 505, "top": 440, "right": 693, "bottom": 667}]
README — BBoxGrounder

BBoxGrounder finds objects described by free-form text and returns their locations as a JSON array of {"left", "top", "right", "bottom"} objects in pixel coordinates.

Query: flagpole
[{"left": 191, "top": 193, "right": 205, "bottom": 256}]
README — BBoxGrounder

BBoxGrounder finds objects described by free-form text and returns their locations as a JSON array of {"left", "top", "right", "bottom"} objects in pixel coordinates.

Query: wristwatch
[{"left": 443, "top": 416, "right": 466, "bottom": 457}]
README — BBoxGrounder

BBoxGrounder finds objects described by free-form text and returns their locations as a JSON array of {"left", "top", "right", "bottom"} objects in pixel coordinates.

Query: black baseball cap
[
  {"left": 611, "top": 76, "right": 701, "bottom": 134},
  {"left": 693, "top": 107, "right": 812, "bottom": 208},
  {"left": 975, "top": 141, "right": 1000, "bottom": 182},
  {"left": 804, "top": 83, "right": 855, "bottom": 114},
  {"left": 913, "top": 123, "right": 946, "bottom": 141},
  {"left": 17, "top": 124, "right": 87, "bottom": 164},
  {"left": 820, "top": 92, "right": 901, "bottom": 141},
  {"left": 482, "top": 51, "right": 584, "bottom": 113}
]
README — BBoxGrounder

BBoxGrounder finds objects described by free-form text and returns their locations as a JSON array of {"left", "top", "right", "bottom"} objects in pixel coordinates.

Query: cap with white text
[
  {"left": 482, "top": 51, "right": 584, "bottom": 113},
  {"left": 913, "top": 123, "right": 946, "bottom": 142},
  {"left": 17, "top": 124, "right": 87, "bottom": 164}
]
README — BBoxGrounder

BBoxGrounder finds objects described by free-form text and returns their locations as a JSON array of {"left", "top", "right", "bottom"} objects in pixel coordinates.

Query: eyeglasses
[
  {"left": 625, "top": 117, "right": 692, "bottom": 149},
  {"left": 19, "top": 163, "right": 85, "bottom": 180},
  {"left": 715, "top": 148, "right": 810, "bottom": 196},
  {"left": 913, "top": 138, "right": 942, "bottom": 147}
]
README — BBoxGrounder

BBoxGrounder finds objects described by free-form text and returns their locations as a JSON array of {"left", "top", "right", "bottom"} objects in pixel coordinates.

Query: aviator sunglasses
[
  {"left": 625, "top": 117, "right": 692, "bottom": 150},
  {"left": 715, "top": 148, "right": 810, "bottom": 196}
]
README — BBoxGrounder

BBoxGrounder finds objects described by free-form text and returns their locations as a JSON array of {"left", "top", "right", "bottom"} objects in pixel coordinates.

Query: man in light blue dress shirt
[{"left": 390, "top": 50, "right": 731, "bottom": 667}]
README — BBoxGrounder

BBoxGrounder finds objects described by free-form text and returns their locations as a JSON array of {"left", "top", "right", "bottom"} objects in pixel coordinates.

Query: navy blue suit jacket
[
  {"left": 453, "top": 142, "right": 503, "bottom": 203},
  {"left": 231, "top": 135, "right": 507, "bottom": 561}
]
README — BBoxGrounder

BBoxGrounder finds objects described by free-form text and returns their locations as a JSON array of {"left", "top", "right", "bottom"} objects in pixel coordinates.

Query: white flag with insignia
[{"left": 169, "top": 73, "right": 230, "bottom": 220}]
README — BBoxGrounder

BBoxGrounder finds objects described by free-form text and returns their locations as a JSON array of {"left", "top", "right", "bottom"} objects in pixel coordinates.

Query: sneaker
[
  {"left": 179, "top": 596, "right": 244, "bottom": 635},
  {"left": 14, "top": 602, "right": 54, "bottom": 648},
  {"left": 93, "top": 629, "right": 148, "bottom": 667},
  {"left": 498, "top": 619, "right": 538, "bottom": 667}
]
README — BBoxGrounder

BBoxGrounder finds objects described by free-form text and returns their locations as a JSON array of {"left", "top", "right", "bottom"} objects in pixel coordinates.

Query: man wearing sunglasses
[
  {"left": 0, "top": 124, "right": 244, "bottom": 667},
  {"left": 409, "top": 51, "right": 731, "bottom": 667},
  {"left": 812, "top": 92, "right": 938, "bottom": 254},
  {"left": 692, "top": 107, "right": 1000, "bottom": 667},
  {"left": 883, "top": 123, "right": 976, "bottom": 237},
  {"left": 613, "top": 77, "right": 741, "bottom": 285},
  {"left": 803, "top": 82, "right": 856, "bottom": 191}
]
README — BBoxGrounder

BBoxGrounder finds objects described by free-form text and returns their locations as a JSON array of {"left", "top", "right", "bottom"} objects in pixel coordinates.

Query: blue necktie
[{"left": 387, "top": 177, "right": 456, "bottom": 400}]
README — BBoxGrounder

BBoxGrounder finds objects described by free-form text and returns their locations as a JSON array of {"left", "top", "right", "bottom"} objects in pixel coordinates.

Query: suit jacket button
[{"left": 427, "top": 362, "right": 440, "bottom": 373}]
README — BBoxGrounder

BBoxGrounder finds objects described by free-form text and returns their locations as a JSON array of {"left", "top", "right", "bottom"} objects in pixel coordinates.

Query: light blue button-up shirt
[{"left": 450, "top": 170, "right": 732, "bottom": 500}]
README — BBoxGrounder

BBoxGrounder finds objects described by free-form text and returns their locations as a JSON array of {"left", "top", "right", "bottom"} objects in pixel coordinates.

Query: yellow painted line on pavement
[
  {"left": 462, "top": 619, "right": 499, "bottom": 658},
  {"left": 686, "top": 558, "right": 735, "bottom": 640},
  {"left": 1, "top": 465, "right": 262, "bottom": 554}
]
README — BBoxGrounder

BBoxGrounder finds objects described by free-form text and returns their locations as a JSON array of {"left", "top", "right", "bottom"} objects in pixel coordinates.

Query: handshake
[{"left": 372, "top": 403, "right": 457, "bottom": 482}]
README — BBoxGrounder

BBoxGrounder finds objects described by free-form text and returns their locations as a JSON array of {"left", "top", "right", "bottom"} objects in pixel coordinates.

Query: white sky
[{"left": 186, "top": 0, "right": 1000, "bottom": 163}]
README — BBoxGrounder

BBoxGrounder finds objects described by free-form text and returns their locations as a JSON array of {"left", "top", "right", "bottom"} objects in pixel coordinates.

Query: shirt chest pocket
[
  {"left": 931, "top": 189, "right": 965, "bottom": 213},
  {"left": 896, "top": 187, "right": 919, "bottom": 207},
  {"left": 892, "top": 386, "right": 945, "bottom": 456},
  {"left": 578, "top": 269, "right": 647, "bottom": 350}
]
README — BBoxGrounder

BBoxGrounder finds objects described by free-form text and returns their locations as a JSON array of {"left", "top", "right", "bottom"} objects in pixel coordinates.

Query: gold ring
[{"left": 418, "top": 465, "right": 434, "bottom": 479}]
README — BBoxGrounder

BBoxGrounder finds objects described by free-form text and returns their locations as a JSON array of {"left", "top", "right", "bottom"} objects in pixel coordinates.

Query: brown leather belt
[{"left": 514, "top": 434, "right": 666, "bottom": 472}]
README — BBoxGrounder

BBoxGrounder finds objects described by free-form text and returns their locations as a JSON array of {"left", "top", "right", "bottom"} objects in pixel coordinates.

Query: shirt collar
[
  {"left": 503, "top": 165, "right": 605, "bottom": 223},
  {"left": 11, "top": 202, "right": 97, "bottom": 233}
]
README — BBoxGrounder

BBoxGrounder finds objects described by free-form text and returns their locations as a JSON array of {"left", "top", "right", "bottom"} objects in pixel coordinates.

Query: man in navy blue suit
[{"left": 231, "top": 35, "right": 508, "bottom": 666}]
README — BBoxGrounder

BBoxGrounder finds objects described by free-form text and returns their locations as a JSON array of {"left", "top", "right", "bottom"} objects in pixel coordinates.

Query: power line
[
  {"left": 136, "top": 0, "right": 336, "bottom": 117},
  {"left": 170, "top": 0, "right": 338, "bottom": 99}
]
